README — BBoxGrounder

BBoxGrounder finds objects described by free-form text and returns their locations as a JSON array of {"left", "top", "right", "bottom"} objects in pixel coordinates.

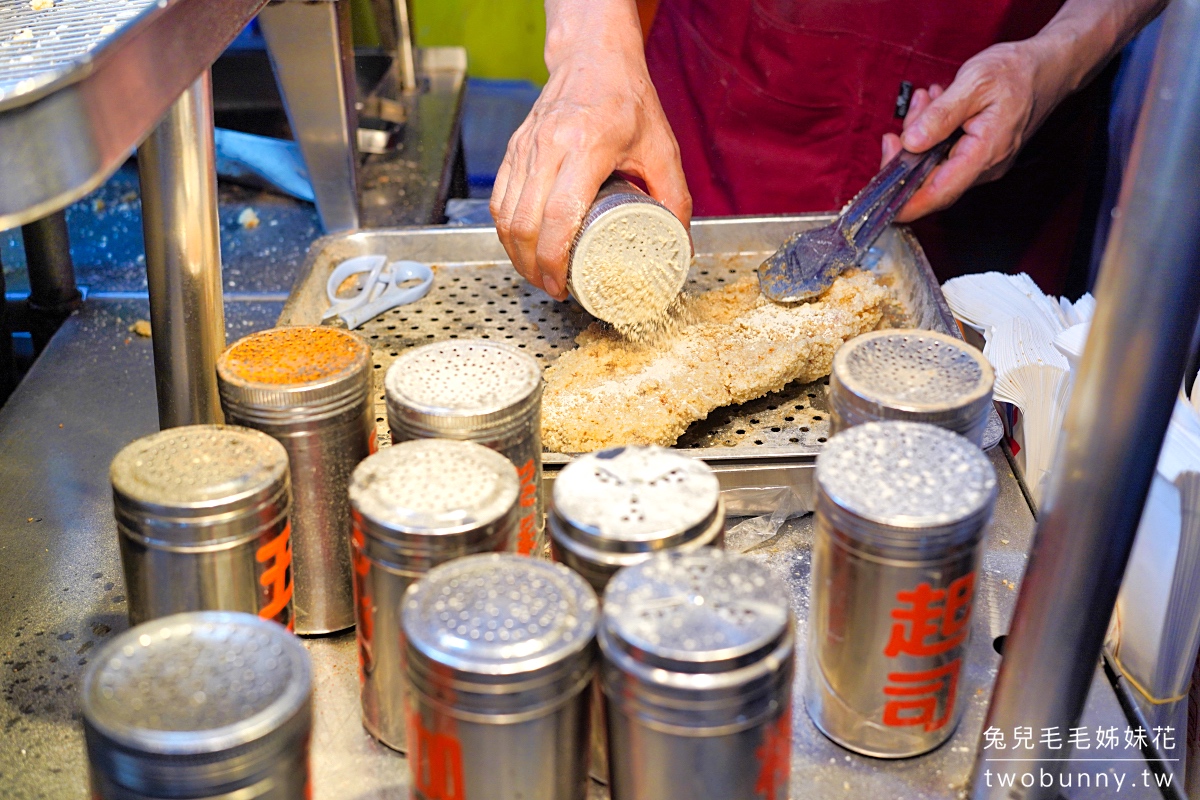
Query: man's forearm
[
  {"left": 544, "top": 0, "right": 643, "bottom": 73},
  {"left": 1030, "top": 0, "right": 1167, "bottom": 103}
]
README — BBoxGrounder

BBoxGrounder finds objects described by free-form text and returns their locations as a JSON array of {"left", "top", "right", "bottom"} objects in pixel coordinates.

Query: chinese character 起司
[{"left": 880, "top": 573, "right": 975, "bottom": 732}]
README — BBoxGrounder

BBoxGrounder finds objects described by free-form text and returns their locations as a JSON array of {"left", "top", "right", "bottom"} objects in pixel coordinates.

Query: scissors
[{"left": 322, "top": 254, "right": 434, "bottom": 329}]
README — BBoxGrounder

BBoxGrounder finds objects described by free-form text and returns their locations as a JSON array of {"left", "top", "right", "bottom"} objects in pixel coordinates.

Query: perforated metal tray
[{"left": 279, "top": 215, "right": 970, "bottom": 511}]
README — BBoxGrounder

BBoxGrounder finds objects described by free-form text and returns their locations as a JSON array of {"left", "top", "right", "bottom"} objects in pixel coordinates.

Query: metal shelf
[{"left": 0, "top": 0, "right": 266, "bottom": 230}]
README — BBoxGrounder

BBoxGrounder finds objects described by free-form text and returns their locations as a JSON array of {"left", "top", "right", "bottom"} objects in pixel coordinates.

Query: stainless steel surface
[
  {"left": 402, "top": 554, "right": 597, "bottom": 800},
  {"left": 0, "top": 0, "right": 267, "bottom": 230},
  {"left": 358, "top": 47, "right": 466, "bottom": 228},
  {"left": 758, "top": 132, "right": 961, "bottom": 303},
  {"left": 392, "top": 0, "right": 417, "bottom": 93},
  {"left": 138, "top": 75, "right": 227, "bottom": 429},
  {"left": 348, "top": 439, "right": 518, "bottom": 751},
  {"left": 807, "top": 422, "right": 997, "bottom": 758},
  {"left": 82, "top": 611, "right": 311, "bottom": 799},
  {"left": 566, "top": 177, "right": 690, "bottom": 331},
  {"left": 110, "top": 424, "right": 293, "bottom": 628},
  {"left": 829, "top": 329, "right": 995, "bottom": 446},
  {"left": 970, "top": 0, "right": 1200, "bottom": 795},
  {"left": 385, "top": 340, "right": 545, "bottom": 556},
  {"left": 600, "top": 550, "right": 795, "bottom": 800},
  {"left": 279, "top": 217, "right": 980, "bottom": 511},
  {"left": 259, "top": 0, "right": 361, "bottom": 234},
  {"left": 0, "top": 297, "right": 1156, "bottom": 798},
  {"left": 217, "top": 326, "right": 373, "bottom": 635},
  {"left": 549, "top": 445, "right": 724, "bottom": 594}
]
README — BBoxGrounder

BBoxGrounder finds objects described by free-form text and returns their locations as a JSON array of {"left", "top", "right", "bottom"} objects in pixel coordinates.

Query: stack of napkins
[
  {"left": 1108, "top": 396, "right": 1200, "bottom": 783},
  {"left": 942, "top": 272, "right": 1094, "bottom": 504}
]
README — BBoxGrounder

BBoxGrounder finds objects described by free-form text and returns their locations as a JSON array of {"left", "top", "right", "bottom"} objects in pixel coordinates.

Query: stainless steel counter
[{"left": 0, "top": 294, "right": 1162, "bottom": 798}]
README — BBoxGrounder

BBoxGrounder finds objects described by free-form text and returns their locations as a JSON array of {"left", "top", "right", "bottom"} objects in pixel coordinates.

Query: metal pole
[
  {"left": 21, "top": 210, "right": 82, "bottom": 351},
  {"left": 259, "top": 0, "right": 361, "bottom": 234},
  {"left": 137, "top": 72, "right": 226, "bottom": 429},
  {"left": 0, "top": 252, "right": 16, "bottom": 404},
  {"left": 969, "top": 1, "right": 1200, "bottom": 797}
]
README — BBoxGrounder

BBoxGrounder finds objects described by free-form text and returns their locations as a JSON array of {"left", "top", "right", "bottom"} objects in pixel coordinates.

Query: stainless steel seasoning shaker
[
  {"left": 217, "top": 325, "right": 374, "bottom": 635},
  {"left": 549, "top": 444, "right": 725, "bottom": 593},
  {"left": 550, "top": 444, "right": 725, "bottom": 784},
  {"left": 806, "top": 421, "right": 997, "bottom": 757},
  {"left": 349, "top": 439, "right": 519, "bottom": 752},
  {"left": 81, "top": 611, "right": 312, "bottom": 800},
  {"left": 567, "top": 176, "right": 691, "bottom": 331},
  {"left": 110, "top": 425, "right": 294, "bottom": 629},
  {"left": 402, "top": 554, "right": 599, "bottom": 800},
  {"left": 600, "top": 550, "right": 795, "bottom": 800},
  {"left": 385, "top": 339, "right": 544, "bottom": 555},
  {"left": 829, "top": 329, "right": 995, "bottom": 445}
]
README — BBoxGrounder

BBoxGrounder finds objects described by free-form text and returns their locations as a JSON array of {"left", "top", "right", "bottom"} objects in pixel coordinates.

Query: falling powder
[{"left": 568, "top": 200, "right": 690, "bottom": 343}]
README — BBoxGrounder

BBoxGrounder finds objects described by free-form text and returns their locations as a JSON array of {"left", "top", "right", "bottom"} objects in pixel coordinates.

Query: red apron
[{"left": 644, "top": 0, "right": 1105, "bottom": 294}]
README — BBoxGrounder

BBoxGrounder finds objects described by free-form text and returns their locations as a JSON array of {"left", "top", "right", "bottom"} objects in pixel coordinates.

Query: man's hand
[
  {"left": 882, "top": 0, "right": 1167, "bottom": 223},
  {"left": 881, "top": 42, "right": 1051, "bottom": 223},
  {"left": 490, "top": 0, "right": 690, "bottom": 300}
]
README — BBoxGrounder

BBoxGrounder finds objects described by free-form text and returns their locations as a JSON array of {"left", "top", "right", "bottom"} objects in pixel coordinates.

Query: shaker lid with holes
[
  {"left": 217, "top": 326, "right": 372, "bottom": 409},
  {"left": 385, "top": 339, "right": 543, "bottom": 433},
  {"left": 110, "top": 425, "right": 289, "bottom": 526},
  {"left": 817, "top": 421, "right": 997, "bottom": 531},
  {"left": 551, "top": 445, "right": 721, "bottom": 555},
  {"left": 601, "top": 550, "right": 791, "bottom": 672},
  {"left": 81, "top": 611, "right": 311, "bottom": 756},
  {"left": 831, "top": 329, "right": 994, "bottom": 422},
  {"left": 402, "top": 553, "right": 598, "bottom": 676},
  {"left": 350, "top": 439, "right": 519, "bottom": 537}
]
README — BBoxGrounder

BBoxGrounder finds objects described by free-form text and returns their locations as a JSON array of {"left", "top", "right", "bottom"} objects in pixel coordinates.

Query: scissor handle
[
  {"left": 338, "top": 260, "right": 434, "bottom": 329},
  {"left": 325, "top": 254, "right": 387, "bottom": 306}
]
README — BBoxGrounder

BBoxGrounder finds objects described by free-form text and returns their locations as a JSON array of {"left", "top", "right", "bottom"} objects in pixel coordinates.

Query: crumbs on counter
[
  {"left": 129, "top": 320, "right": 151, "bottom": 338},
  {"left": 238, "top": 208, "right": 260, "bottom": 229}
]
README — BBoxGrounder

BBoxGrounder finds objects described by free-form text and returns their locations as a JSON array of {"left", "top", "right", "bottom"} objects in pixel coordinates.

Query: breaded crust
[{"left": 542, "top": 271, "right": 890, "bottom": 452}]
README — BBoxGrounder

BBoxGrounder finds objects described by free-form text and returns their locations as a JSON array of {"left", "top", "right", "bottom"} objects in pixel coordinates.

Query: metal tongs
[
  {"left": 758, "top": 130, "right": 963, "bottom": 302},
  {"left": 322, "top": 254, "right": 433, "bottom": 329}
]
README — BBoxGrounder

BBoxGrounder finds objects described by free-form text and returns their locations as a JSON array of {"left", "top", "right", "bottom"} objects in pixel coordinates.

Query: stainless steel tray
[{"left": 279, "top": 215, "right": 964, "bottom": 511}]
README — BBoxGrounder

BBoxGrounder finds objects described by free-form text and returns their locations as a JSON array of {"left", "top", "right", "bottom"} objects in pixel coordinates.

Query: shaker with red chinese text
[
  {"left": 402, "top": 554, "right": 598, "bottom": 800},
  {"left": 110, "top": 425, "right": 295, "bottom": 630},
  {"left": 217, "top": 326, "right": 375, "bottom": 635},
  {"left": 81, "top": 611, "right": 312, "bottom": 799},
  {"left": 385, "top": 340, "right": 545, "bottom": 556},
  {"left": 600, "top": 550, "right": 795, "bottom": 800},
  {"left": 349, "top": 439, "right": 518, "bottom": 752},
  {"left": 549, "top": 444, "right": 725, "bottom": 783},
  {"left": 805, "top": 421, "right": 997, "bottom": 757}
]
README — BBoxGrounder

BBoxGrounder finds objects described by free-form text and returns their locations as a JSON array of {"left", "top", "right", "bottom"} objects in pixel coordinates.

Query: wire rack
[{"left": 0, "top": 0, "right": 158, "bottom": 106}]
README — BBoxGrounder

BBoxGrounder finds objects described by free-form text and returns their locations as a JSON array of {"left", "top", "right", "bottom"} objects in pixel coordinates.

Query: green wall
[{"left": 410, "top": 0, "right": 548, "bottom": 84}]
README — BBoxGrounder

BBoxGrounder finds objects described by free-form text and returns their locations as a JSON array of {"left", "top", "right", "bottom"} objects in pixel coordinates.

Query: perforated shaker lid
[
  {"left": 402, "top": 554, "right": 598, "bottom": 677},
  {"left": 349, "top": 439, "right": 519, "bottom": 539},
  {"left": 110, "top": 425, "right": 289, "bottom": 530},
  {"left": 384, "top": 340, "right": 542, "bottom": 434},
  {"left": 601, "top": 550, "right": 791, "bottom": 673},
  {"left": 217, "top": 326, "right": 372, "bottom": 411},
  {"left": 551, "top": 445, "right": 721, "bottom": 556},
  {"left": 816, "top": 421, "right": 997, "bottom": 535},
  {"left": 568, "top": 181, "right": 690, "bottom": 329},
  {"left": 831, "top": 329, "right": 994, "bottom": 425},
  {"left": 81, "top": 611, "right": 311, "bottom": 757}
]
